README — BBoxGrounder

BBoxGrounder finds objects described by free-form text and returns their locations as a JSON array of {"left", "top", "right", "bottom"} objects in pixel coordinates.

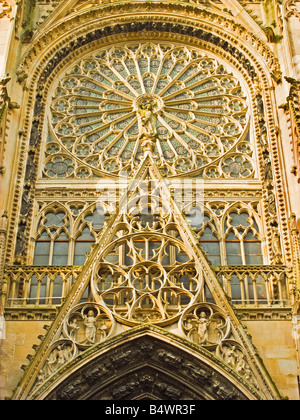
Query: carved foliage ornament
[{"left": 41, "top": 336, "right": 252, "bottom": 400}]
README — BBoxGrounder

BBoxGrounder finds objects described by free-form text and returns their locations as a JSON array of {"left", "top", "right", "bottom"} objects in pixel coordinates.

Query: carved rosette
[{"left": 47, "top": 42, "right": 253, "bottom": 179}]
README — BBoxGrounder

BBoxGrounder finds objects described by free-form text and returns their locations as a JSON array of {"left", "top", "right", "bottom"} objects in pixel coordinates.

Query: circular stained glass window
[{"left": 47, "top": 42, "right": 253, "bottom": 178}]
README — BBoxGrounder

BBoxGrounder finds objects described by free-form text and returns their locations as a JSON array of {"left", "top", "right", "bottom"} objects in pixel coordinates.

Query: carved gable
[{"left": 11, "top": 155, "right": 280, "bottom": 400}]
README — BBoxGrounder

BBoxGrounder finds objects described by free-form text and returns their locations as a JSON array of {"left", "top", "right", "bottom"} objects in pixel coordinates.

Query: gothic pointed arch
[{"left": 28, "top": 326, "right": 265, "bottom": 401}]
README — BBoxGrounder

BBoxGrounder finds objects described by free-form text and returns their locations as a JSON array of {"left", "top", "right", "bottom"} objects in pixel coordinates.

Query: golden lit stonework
[
  {"left": 0, "top": 0, "right": 299, "bottom": 402},
  {"left": 48, "top": 42, "right": 252, "bottom": 178}
]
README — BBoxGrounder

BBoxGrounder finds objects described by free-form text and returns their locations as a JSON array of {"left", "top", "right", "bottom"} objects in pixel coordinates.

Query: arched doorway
[{"left": 33, "top": 327, "right": 261, "bottom": 400}]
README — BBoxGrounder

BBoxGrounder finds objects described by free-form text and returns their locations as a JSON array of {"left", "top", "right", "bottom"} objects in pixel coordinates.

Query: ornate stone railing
[
  {"left": 4, "top": 265, "right": 82, "bottom": 306},
  {"left": 4, "top": 264, "right": 292, "bottom": 309},
  {"left": 214, "top": 265, "right": 292, "bottom": 307}
]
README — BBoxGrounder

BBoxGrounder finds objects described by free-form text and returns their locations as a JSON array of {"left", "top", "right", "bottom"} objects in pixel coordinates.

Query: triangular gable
[{"left": 12, "top": 153, "right": 280, "bottom": 400}]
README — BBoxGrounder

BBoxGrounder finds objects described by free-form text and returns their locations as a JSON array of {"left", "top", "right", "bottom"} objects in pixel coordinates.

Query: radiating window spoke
[{"left": 47, "top": 42, "right": 253, "bottom": 178}]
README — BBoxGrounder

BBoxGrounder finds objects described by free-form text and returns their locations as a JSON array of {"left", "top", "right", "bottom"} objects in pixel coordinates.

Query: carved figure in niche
[
  {"left": 98, "top": 318, "right": 109, "bottom": 341},
  {"left": 29, "top": 121, "right": 41, "bottom": 147},
  {"left": 263, "top": 154, "right": 273, "bottom": 182},
  {"left": 259, "top": 133, "right": 268, "bottom": 149},
  {"left": 256, "top": 94, "right": 264, "bottom": 116},
  {"left": 224, "top": 345, "right": 238, "bottom": 368},
  {"left": 258, "top": 117, "right": 268, "bottom": 149},
  {"left": 217, "top": 343, "right": 254, "bottom": 383},
  {"left": 69, "top": 318, "right": 80, "bottom": 341},
  {"left": 25, "top": 152, "right": 36, "bottom": 184},
  {"left": 46, "top": 343, "right": 73, "bottom": 376},
  {"left": 51, "top": 345, "right": 66, "bottom": 368},
  {"left": 36, "top": 370, "right": 46, "bottom": 387},
  {"left": 20, "top": 188, "right": 32, "bottom": 217},
  {"left": 236, "top": 353, "right": 252, "bottom": 381},
  {"left": 84, "top": 310, "right": 97, "bottom": 343},
  {"left": 216, "top": 318, "right": 225, "bottom": 342},
  {"left": 271, "top": 225, "right": 283, "bottom": 263},
  {"left": 65, "top": 303, "right": 113, "bottom": 347},
  {"left": 137, "top": 103, "right": 158, "bottom": 152},
  {"left": 196, "top": 311, "right": 210, "bottom": 344},
  {"left": 182, "top": 304, "right": 230, "bottom": 346},
  {"left": 185, "top": 311, "right": 210, "bottom": 345},
  {"left": 267, "top": 191, "right": 277, "bottom": 218},
  {"left": 157, "top": 349, "right": 182, "bottom": 366},
  {"left": 15, "top": 224, "right": 27, "bottom": 256}
]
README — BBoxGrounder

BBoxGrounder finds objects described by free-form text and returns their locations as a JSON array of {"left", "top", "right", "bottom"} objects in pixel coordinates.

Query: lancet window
[
  {"left": 186, "top": 203, "right": 264, "bottom": 266},
  {"left": 33, "top": 205, "right": 109, "bottom": 266}
]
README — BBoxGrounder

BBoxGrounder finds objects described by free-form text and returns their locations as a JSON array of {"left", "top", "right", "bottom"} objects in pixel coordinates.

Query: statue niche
[
  {"left": 135, "top": 94, "right": 163, "bottom": 153},
  {"left": 64, "top": 303, "right": 114, "bottom": 349}
]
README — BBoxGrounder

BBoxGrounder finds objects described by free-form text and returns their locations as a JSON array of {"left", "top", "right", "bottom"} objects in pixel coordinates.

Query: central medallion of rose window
[{"left": 48, "top": 42, "right": 253, "bottom": 178}]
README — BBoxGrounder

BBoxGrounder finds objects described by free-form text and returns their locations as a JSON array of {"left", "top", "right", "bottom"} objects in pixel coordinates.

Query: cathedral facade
[{"left": 0, "top": 0, "right": 300, "bottom": 400}]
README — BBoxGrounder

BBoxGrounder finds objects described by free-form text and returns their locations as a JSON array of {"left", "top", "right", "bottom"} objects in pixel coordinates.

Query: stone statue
[
  {"left": 138, "top": 103, "right": 157, "bottom": 137},
  {"left": 256, "top": 93, "right": 264, "bottom": 116},
  {"left": 84, "top": 310, "right": 97, "bottom": 343},
  {"left": 271, "top": 225, "right": 282, "bottom": 263},
  {"left": 224, "top": 345, "right": 238, "bottom": 369},
  {"left": 196, "top": 311, "right": 210, "bottom": 344},
  {"left": 69, "top": 318, "right": 80, "bottom": 341},
  {"left": 267, "top": 191, "right": 277, "bottom": 218},
  {"left": 264, "top": 155, "right": 273, "bottom": 182},
  {"left": 137, "top": 102, "right": 158, "bottom": 152},
  {"left": 215, "top": 318, "right": 225, "bottom": 342},
  {"left": 236, "top": 354, "right": 253, "bottom": 382},
  {"left": 46, "top": 344, "right": 72, "bottom": 376},
  {"left": 98, "top": 319, "right": 109, "bottom": 342}
]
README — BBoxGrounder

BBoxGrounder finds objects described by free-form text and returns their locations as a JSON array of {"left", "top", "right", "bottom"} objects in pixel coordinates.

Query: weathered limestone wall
[
  {"left": 0, "top": 320, "right": 50, "bottom": 400},
  {"left": 245, "top": 320, "right": 299, "bottom": 400},
  {"left": 0, "top": 17, "right": 11, "bottom": 78}
]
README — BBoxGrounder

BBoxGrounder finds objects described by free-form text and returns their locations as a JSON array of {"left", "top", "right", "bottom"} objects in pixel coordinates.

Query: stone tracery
[
  {"left": 47, "top": 42, "right": 253, "bottom": 178},
  {"left": 1, "top": 0, "right": 296, "bottom": 402}
]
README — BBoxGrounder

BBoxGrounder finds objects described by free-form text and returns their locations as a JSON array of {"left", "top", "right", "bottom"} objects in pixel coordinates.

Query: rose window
[{"left": 47, "top": 42, "right": 253, "bottom": 178}]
